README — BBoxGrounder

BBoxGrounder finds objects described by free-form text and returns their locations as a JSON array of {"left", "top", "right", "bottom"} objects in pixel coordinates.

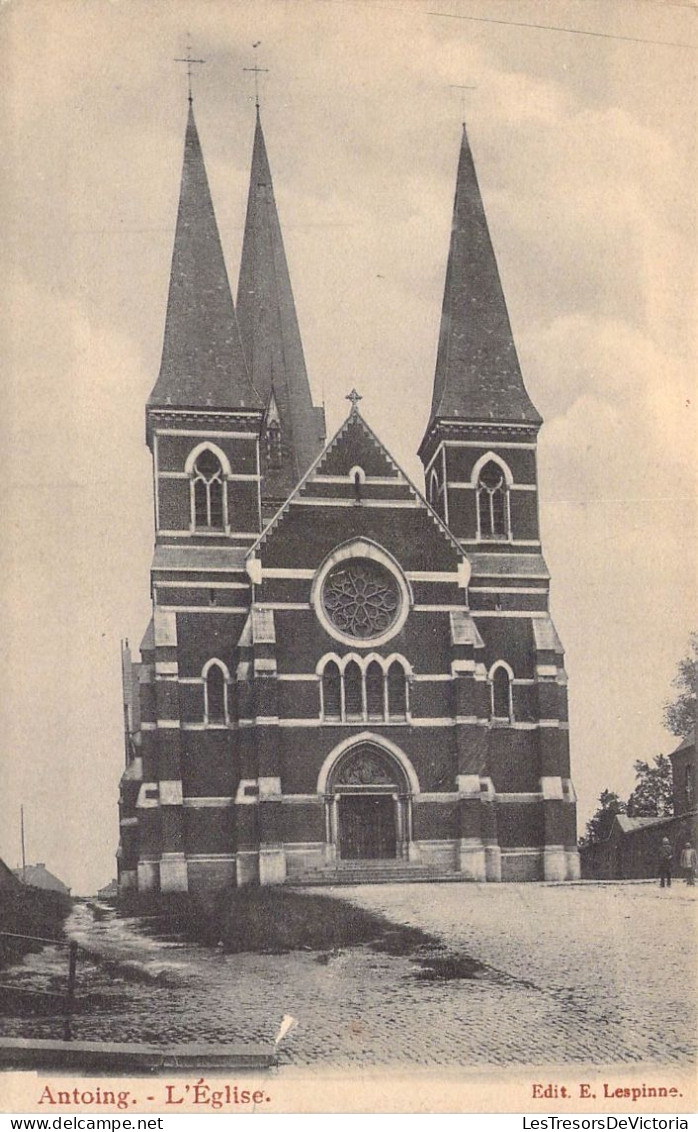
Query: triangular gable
[
  {"left": 670, "top": 729, "right": 695, "bottom": 758},
  {"left": 317, "top": 414, "right": 400, "bottom": 479},
  {"left": 265, "top": 389, "right": 281, "bottom": 427},
  {"left": 247, "top": 408, "right": 470, "bottom": 566}
]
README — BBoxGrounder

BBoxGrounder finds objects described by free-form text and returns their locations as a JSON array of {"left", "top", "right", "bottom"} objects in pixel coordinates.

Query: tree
[
  {"left": 663, "top": 632, "right": 697, "bottom": 739},
  {"left": 580, "top": 789, "right": 626, "bottom": 846},
  {"left": 626, "top": 754, "right": 673, "bottom": 817}
]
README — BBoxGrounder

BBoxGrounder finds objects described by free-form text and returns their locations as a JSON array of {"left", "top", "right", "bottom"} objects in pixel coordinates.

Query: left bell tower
[
  {"left": 121, "top": 99, "right": 264, "bottom": 897},
  {"left": 147, "top": 100, "right": 264, "bottom": 546}
]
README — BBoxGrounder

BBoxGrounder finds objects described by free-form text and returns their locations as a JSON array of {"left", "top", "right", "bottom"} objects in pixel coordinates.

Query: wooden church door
[{"left": 339, "top": 795, "right": 397, "bottom": 859}]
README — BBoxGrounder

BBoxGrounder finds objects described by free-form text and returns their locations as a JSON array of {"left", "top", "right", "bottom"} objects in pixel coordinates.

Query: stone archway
[{"left": 324, "top": 742, "right": 413, "bottom": 862}]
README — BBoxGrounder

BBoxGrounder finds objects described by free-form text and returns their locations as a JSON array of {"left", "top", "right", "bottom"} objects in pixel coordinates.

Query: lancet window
[
  {"left": 344, "top": 661, "right": 364, "bottom": 720},
  {"left": 428, "top": 464, "right": 449, "bottom": 523},
  {"left": 322, "top": 661, "right": 342, "bottom": 721},
  {"left": 387, "top": 661, "right": 408, "bottom": 719},
  {"left": 318, "top": 655, "right": 410, "bottom": 723},
  {"left": 429, "top": 468, "right": 439, "bottom": 508},
  {"left": 477, "top": 461, "right": 509, "bottom": 540},
  {"left": 266, "top": 420, "right": 282, "bottom": 468},
  {"left": 366, "top": 661, "right": 384, "bottom": 719},
  {"left": 192, "top": 449, "right": 225, "bottom": 530},
  {"left": 204, "top": 661, "right": 228, "bottom": 725},
  {"left": 490, "top": 662, "right": 513, "bottom": 722}
]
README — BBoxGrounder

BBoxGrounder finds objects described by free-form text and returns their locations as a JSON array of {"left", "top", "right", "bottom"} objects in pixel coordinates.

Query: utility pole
[{"left": 20, "top": 805, "right": 26, "bottom": 883}]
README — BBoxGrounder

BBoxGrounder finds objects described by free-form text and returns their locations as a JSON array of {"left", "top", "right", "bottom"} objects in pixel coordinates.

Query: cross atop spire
[
  {"left": 243, "top": 63, "right": 269, "bottom": 110},
  {"left": 174, "top": 44, "right": 205, "bottom": 105},
  {"left": 449, "top": 83, "right": 477, "bottom": 123},
  {"left": 346, "top": 389, "right": 363, "bottom": 415}
]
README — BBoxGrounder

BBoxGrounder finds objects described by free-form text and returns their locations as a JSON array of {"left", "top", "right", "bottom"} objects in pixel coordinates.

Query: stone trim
[
  {"left": 310, "top": 539, "right": 412, "bottom": 649},
  {"left": 156, "top": 605, "right": 250, "bottom": 613},
  {"left": 449, "top": 482, "right": 537, "bottom": 492},
  {"left": 316, "top": 731, "right": 421, "bottom": 796},
  {"left": 290, "top": 498, "right": 419, "bottom": 509},
  {"left": 182, "top": 797, "right": 234, "bottom": 808}
]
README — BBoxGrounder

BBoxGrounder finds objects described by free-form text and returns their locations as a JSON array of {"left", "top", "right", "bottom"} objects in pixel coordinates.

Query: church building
[{"left": 117, "top": 95, "right": 580, "bottom": 896}]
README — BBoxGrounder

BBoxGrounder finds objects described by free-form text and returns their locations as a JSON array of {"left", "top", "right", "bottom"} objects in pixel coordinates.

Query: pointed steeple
[
  {"left": 237, "top": 109, "right": 325, "bottom": 501},
  {"left": 148, "top": 103, "right": 261, "bottom": 411},
  {"left": 426, "top": 124, "right": 541, "bottom": 429}
]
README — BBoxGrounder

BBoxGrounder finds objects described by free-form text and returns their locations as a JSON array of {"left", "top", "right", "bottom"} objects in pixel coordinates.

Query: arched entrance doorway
[{"left": 325, "top": 743, "right": 412, "bottom": 861}]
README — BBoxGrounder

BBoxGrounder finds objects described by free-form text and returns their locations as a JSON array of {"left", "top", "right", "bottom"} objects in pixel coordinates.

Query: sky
[{"left": 0, "top": 0, "right": 695, "bottom": 894}]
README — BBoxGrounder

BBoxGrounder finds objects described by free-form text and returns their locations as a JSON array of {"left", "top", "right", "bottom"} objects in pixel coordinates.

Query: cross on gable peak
[{"left": 346, "top": 389, "right": 362, "bottom": 415}]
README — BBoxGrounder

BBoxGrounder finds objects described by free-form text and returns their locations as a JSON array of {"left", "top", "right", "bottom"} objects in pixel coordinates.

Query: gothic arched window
[
  {"left": 477, "top": 461, "right": 509, "bottom": 540},
  {"left": 266, "top": 420, "right": 282, "bottom": 469},
  {"left": 322, "top": 661, "right": 342, "bottom": 721},
  {"left": 204, "top": 662, "right": 227, "bottom": 724},
  {"left": 491, "top": 664, "right": 512, "bottom": 721},
  {"left": 366, "top": 661, "right": 385, "bottom": 720},
  {"left": 344, "top": 661, "right": 363, "bottom": 720},
  {"left": 429, "top": 468, "right": 439, "bottom": 508},
  {"left": 387, "top": 661, "right": 408, "bottom": 720},
  {"left": 317, "top": 653, "right": 411, "bottom": 723},
  {"left": 193, "top": 450, "right": 225, "bottom": 530}
]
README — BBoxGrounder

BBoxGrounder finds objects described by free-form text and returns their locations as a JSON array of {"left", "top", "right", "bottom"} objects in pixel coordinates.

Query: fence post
[{"left": 63, "top": 941, "right": 78, "bottom": 1041}]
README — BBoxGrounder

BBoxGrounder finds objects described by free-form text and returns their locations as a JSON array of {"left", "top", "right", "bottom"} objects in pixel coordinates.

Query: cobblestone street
[
  {"left": 310, "top": 881, "right": 697, "bottom": 1066},
  {"left": 1, "top": 883, "right": 695, "bottom": 1068}
]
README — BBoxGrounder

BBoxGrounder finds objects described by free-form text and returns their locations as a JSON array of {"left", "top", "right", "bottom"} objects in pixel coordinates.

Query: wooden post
[
  {"left": 63, "top": 941, "right": 78, "bottom": 1041},
  {"left": 20, "top": 805, "right": 26, "bottom": 884}
]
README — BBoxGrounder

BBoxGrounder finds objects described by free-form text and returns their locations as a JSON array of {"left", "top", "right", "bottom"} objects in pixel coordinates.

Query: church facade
[{"left": 117, "top": 98, "right": 580, "bottom": 896}]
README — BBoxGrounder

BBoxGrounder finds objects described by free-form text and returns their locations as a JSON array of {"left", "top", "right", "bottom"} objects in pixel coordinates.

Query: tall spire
[
  {"left": 427, "top": 124, "right": 541, "bottom": 427},
  {"left": 236, "top": 109, "right": 325, "bottom": 500},
  {"left": 148, "top": 103, "right": 260, "bottom": 411}
]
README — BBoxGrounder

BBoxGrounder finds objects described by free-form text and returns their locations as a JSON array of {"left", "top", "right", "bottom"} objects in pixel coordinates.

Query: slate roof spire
[
  {"left": 148, "top": 102, "right": 261, "bottom": 411},
  {"left": 426, "top": 123, "right": 541, "bottom": 428},
  {"left": 236, "top": 107, "right": 325, "bottom": 499}
]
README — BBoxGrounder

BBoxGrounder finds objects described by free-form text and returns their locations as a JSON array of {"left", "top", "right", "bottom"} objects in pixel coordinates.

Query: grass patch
[
  {"left": 217, "top": 888, "right": 434, "bottom": 955},
  {"left": 122, "top": 887, "right": 493, "bottom": 982},
  {"left": 0, "top": 887, "right": 72, "bottom": 970},
  {"left": 125, "top": 886, "right": 434, "bottom": 956}
]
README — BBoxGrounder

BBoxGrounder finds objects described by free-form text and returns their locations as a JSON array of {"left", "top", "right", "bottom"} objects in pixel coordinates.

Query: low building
[
  {"left": 96, "top": 879, "right": 118, "bottom": 900},
  {"left": 12, "top": 863, "right": 71, "bottom": 896},
  {"left": 580, "top": 731, "right": 697, "bottom": 880},
  {"left": 581, "top": 813, "right": 696, "bottom": 880}
]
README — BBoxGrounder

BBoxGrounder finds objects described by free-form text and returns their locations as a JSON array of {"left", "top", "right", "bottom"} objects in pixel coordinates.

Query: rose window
[{"left": 322, "top": 559, "right": 400, "bottom": 640}]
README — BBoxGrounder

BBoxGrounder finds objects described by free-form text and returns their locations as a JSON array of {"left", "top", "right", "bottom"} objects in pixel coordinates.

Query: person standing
[
  {"left": 680, "top": 841, "right": 697, "bottom": 886},
  {"left": 658, "top": 837, "right": 673, "bottom": 888}
]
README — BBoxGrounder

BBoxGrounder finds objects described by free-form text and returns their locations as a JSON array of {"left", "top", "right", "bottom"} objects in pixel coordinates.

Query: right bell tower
[{"left": 419, "top": 123, "right": 580, "bottom": 882}]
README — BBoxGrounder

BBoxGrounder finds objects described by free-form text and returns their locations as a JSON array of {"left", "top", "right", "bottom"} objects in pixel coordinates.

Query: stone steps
[{"left": 287, "top": 863, "right": 468, "bottom": 886}]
